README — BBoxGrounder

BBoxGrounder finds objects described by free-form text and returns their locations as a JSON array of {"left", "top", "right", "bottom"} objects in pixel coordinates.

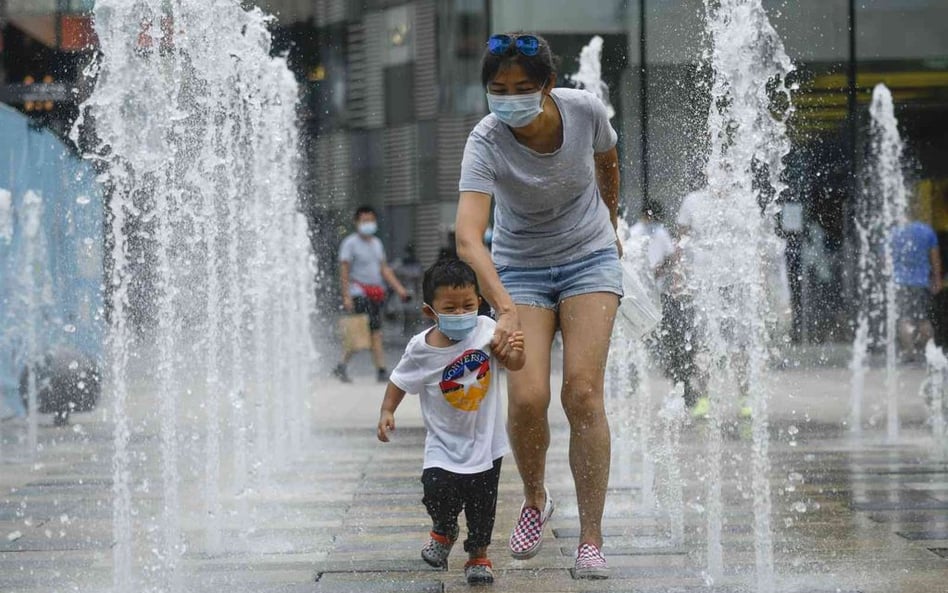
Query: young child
[{"left": 377, "top": 257, "right": 524, "bottom": 585}]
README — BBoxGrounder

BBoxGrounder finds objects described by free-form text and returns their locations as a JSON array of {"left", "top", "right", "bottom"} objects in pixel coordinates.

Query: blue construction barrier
[{"left": 0, "top": 104, "right": 104, "bottom": 424}]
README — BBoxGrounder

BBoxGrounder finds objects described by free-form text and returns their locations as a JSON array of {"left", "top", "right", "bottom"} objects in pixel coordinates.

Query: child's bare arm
[
  {"left": 378, "top": 382, "right": 407, "bottom": 442},
  {"left": 496, "top": 330, "right": 525, "bottom": 371}
]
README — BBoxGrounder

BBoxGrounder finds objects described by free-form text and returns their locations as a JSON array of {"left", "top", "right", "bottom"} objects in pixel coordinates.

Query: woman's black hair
[
  {"left": 423, "top": 257, "right": 479, "bottom": 304},
  {"left": 480, "top": 32, "right": 559, "bottom": 88}
]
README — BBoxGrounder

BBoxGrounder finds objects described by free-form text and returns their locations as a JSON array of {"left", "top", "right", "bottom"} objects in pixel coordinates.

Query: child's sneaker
[
  {"left": 508, "top": 487, "right": 554, "bottom": 559},
  {"left": 464, "top": 558, "right": 494, "bottom": 585},
  {"left": 421, "top": 527, "right": 458, "bottom": 569},
  {"left": 572, "top": 543, "right": 609, "bottom": 579}
]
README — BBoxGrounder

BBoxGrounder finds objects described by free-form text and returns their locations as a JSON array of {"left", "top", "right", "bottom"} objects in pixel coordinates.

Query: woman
[{"left": 455, "top": 32, "right": 621, "bottom": 580}]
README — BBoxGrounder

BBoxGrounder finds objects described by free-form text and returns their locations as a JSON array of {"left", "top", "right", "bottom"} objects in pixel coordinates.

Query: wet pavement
[{"left": 1, "top": 359, "right": 947, "bottom": 593}]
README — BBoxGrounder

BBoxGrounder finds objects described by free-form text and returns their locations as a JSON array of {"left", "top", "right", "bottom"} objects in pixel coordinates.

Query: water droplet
[
  {"left": 792, "top": 501, "right": 807, "bottom": 513},
  {"left": 787, "top": 425, "right": 799, "bottom": 435},
  {"left": 76, "top": 195, "right": 91, "bottom": 205},
  {"left": 63, "top": 324, "right": 77, "bottom": 333},
  {"left": 68, "top": 360, "right": 79, "bottom": 370}
]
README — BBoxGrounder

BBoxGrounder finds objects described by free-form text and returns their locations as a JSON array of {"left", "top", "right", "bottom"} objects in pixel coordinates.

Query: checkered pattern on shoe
[
  {"left": 573, "top": 543, "right": 609, "bottom": 579},
  {"left": 508, "top": 490, "right": 553, "bottom": 559},
  {"left": 421, "top": 529, "right": 456, "bottom": 569}
]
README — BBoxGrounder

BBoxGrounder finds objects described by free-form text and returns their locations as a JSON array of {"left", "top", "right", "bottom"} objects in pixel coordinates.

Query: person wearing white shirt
[
  {"left": 667, "top": 190, "right": 709, "bottom": 411},
  {"left": 334, "top": 205, "right": 410, "bottom": 383},
  {"left": 627, "top": 202, "right": 676, "bottom": 292},
  {"left": 377, "top": 258, "right": 525, "bottom": 585}
]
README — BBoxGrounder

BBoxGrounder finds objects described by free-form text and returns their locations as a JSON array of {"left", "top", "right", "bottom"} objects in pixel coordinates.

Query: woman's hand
[{"left": 492, "top": 309, "right": 521, "bottom": 362}]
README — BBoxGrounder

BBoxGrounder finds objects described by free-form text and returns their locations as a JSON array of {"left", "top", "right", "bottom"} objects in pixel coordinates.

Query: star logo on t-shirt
[{"left": 439, "top": 349, "right": 491, "bottom": 411}]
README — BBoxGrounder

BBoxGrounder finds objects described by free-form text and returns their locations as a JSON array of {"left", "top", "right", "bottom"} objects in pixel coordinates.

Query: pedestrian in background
[
  {"left": 891, "top": 215, "right": 943, "bottom": 361},
  {"left": 334, "top": 205, "right": 409, "bottom": 383}
]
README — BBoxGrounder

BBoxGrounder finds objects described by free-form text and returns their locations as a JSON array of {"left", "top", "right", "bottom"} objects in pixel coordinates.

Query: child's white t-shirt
[{"left": 389, "top": 316, "right": 510, "bottom": 474}]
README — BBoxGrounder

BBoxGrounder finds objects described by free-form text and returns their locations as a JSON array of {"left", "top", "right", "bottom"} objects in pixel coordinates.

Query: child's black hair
[
  {"left": 481, "top": 32, "right": 560, "bottom": 89},
  {"left": 423, "top": 257, "right": 479, "bottom": 304}
]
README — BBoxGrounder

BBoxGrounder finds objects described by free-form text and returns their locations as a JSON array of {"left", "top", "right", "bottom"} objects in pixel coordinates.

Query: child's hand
[
  {"left": 377, "top": 410, "right": 396, "bottom": 442},
  {"left": 494, "top": 330, "right": 525, "bottom": 371},
  {"left": 508, "top": 330, "right": 524, "bottom": 353}
]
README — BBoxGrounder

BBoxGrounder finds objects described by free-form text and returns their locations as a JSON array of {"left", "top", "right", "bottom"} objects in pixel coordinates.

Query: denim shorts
[{"left": 495, "top": 247, "right": 623, "bottom": 310}]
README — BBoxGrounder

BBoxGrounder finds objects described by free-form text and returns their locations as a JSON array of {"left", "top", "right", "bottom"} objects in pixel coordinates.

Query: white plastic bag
[{"left": 616, "top": 258, "right": 662, "bottom": 339}]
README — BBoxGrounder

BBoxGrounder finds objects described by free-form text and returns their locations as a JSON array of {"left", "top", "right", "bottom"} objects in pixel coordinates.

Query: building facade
[
  {"left": 270, "top": 0, "right": 948, "bottom": 341},
  {"left": 0, "top": 0, "right": 97, "bottom": 137},
  {"left": 3, "top": 0, "right": 947, "bottom": 341}
]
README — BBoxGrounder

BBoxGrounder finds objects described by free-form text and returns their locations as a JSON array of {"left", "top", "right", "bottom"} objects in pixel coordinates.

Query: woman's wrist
[{"left": 495, "top": 302, "right": 517, "bottom": 316}]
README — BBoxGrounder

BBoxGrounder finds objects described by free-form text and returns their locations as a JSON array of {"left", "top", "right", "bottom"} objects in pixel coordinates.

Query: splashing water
[
  {"left": 689, "top": 0, "right": 794, "bottom": 589},
  {"left": 74, "top": 2, "right": 319, "bottom": 591}
]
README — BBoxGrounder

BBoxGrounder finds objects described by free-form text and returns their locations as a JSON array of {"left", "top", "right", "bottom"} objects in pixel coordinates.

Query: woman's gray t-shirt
[{"left": 458, "top": 87, "right": 618, "bottom": 268}]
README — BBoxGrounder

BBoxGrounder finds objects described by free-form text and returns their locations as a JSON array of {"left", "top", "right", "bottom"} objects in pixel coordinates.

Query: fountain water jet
[
  {"left": 568, "top": 35, "right": 615, "bottom": 119},
  {"left": 75, "top": 1, "right": 319, "bottom": 590},
  {"left": 690, "top": 0, "right": 795, "bottom": 588},
  {"left": 924, "top": 341, "right": 947, "bottom": 457},
  {"left": 19, "top": 192, "right": 47, "bottom": 461},
  {"left": 657, "top": 388, "right": 686, "bottom": 546},
  {"left": 850, "top": 84, "right": 910, "bottom": 442}
]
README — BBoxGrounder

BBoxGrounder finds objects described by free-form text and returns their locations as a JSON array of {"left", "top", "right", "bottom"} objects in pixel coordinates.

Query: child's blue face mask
[{"left": 426, "top": 304, "right": 478, "bottom": 341}]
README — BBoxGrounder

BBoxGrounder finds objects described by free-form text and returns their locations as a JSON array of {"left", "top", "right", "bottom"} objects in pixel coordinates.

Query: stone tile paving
[{"left": 1, "top": 367, "right": 947, "bottom": 592}]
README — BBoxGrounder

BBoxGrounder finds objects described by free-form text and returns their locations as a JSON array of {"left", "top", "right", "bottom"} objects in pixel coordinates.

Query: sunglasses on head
[{"left": 487, "top": 34, "right": 540, "bottom": 57}]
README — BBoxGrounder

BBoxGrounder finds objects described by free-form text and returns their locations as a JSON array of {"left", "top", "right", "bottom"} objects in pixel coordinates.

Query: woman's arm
[
  {"left": 456, "top": 191, "right": 519, "bottom": 357},
  {"left": 456, "top": 192, "right": 514, "bottom": 315},
  {"left": 594, "top": 147, "right": 620, "bottom": 229},
  {"left": 594, "top": 147, "right": 622, "bottom": 256}
]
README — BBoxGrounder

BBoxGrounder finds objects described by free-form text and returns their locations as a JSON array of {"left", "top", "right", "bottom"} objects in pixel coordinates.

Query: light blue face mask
[
  {"left": 486, "top": 89, "right": 545, "bottom": 128},
  {"left": 427, "top": 305, "right": 478, "bottom": 341}
]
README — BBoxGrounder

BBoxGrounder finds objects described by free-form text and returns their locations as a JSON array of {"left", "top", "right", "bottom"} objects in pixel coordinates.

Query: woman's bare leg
[
  {"left": 506, "top": 305, "right": 557, "bottom": 508},
  {"left": 558, "top": 292, "right": 618, "bottom": 548}
]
